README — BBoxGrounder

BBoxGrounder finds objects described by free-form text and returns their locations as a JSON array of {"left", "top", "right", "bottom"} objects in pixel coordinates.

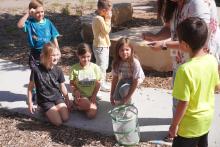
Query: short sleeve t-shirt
[
  {"left": 173, "top": 54, "right": 220, "bottom": 138},
  {"left": 170, "top": 0, "right": 220, "bottom": 70},
  {"left": 112, "top": 58, "right": 145, "bottom": 83},
  {"left": 32, "top": 64, "right": 65, "bottom": 104},
  {"left": 24, "top": 18, "right": 59, "bottom": 53},
  {"left": 69, "top": 63, "right": 101, "bottom": 97}
]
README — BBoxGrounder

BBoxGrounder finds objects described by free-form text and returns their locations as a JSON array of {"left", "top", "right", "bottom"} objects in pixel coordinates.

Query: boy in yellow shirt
[
  {"left": 169, "top": 17, "right": 220, "bottom": 147},
  {"left": 92, "top": 0, "right": 112, "bottom": 91}
]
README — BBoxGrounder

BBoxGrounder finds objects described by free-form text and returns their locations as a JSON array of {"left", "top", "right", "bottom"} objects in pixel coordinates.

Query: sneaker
[{"left": 100, "top": 83, "right": 110, "bottom": 92}]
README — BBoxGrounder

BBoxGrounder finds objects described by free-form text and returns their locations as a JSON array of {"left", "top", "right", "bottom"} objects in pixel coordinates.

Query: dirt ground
[{"left": 0, "top": 0, "right": 172, "bottom": 146}]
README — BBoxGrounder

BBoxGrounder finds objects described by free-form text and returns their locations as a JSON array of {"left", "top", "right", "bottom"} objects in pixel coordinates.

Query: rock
[{"left": 112, "top": 3, "right": 133, "bottom": 26}]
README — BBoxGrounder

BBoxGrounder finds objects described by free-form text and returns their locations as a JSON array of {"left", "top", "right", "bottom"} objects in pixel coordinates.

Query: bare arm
[
  {"left": 169, "top": 100, "right": 189, "bottom": 138},
  {"left": 17, "top": 11, "right": 29, "bottom": 29},
  {"left": 60, "top": 82, "right": 71, "bottom": 110},
  {"left": 123, "top": 79, "right": 138, "bottom": 104},
  {"left": 110, "top": 75, "right": 119, "bottom": 105},
  {"left": 27, "top": 81, "right": 36, "bottom": 114},
  {"left": 90, "top": 80, "right": 101, "bottom": 103},
  {"left": 143, "top": 22, "right": 171, "bottom": 41},
  {"left": 52, "top": 38, "right": 59, "bottom": 49}
]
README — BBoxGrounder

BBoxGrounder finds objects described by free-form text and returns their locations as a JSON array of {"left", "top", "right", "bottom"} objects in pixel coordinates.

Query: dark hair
[
  {"left": 29, "top": 0, "right": 43, "bottom": 9},
  {"left": 157, "top": 0, "right": 177, "bottom": 23},
  {"left": 177, "top": 17, "right": 208, "bottom": 52},
  {"left": 77, "top": 43, "right": 92, "bottom": 56},
  {"left": 112, "top": 37, "right": 136, "bottom": 71},
  {"left": 97, "top": 0, "right": 112, "bottom": 10}
]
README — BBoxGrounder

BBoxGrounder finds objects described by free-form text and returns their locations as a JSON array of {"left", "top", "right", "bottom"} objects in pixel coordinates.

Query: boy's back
[{"left": 173, "top": 54, "right": 219, "bottom": 137}]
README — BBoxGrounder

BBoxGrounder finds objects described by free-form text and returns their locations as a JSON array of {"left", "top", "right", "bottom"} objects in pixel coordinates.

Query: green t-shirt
[
  {"left": 173, "top": 54, "right": 220, "bottom": 138},
  {"left": 70, "top": 63, "right": 101, "bottom": 97}
]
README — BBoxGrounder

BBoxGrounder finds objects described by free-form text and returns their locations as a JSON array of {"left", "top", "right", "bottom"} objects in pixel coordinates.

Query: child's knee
[
  {"left": 86, "top": 109, "right": 97, "bottom": 119},
  {"left": 86, "top": 104, "right": 97, "bottom": 119}
]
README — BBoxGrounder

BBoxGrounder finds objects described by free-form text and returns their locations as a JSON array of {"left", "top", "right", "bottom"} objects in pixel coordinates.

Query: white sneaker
[{"left": 100, "top": 82, "right": 110, "bottom": 92}]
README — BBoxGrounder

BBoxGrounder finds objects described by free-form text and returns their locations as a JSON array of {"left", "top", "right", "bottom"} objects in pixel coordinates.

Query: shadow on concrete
[
  {"left": 0, "top": 91, "right": 26, "bottom": 102},
  {"left": 139, "top": 117, "right": 171, "bottom": 126}
]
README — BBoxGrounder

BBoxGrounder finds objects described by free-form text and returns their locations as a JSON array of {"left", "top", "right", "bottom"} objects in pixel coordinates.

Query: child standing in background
[
  {"left": 17, "top": 0, "right": 60, "bottom": 103},
  {"left": 27, "top": 42, "right": 70, "bottom": 126},
  {"left": 110, "top": 37, "right": 145, "bottom": 106},
  {"left": 169, "top": 17, "right": 220, "bottom": 147},
  {"left": 92, "top": 0, "right": 112, "bottom": 92},
  {"left": 70, "top": 43, "right": 101, "bottom": 119}
]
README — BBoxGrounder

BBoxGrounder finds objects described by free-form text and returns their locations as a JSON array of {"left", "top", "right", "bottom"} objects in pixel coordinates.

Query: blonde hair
[
  {"left": 40, "top": 42, "right": 61, "bottom": 66},
  {"left": 29, "top": 0, "right": 43, "bottom": 9}
]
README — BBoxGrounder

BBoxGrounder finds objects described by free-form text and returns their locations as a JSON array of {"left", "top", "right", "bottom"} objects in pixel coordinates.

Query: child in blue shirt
[{"left": 17, "top": 0, "right": 59, "bottom": 104}]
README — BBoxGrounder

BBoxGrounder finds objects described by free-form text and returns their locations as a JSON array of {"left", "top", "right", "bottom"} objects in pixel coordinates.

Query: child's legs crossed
[{"left": 74, "top": 97, "right": 97, "bottom": 118}]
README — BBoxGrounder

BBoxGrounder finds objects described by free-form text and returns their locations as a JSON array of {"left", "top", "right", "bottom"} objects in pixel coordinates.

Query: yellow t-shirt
[
  {"left": 92, "top": 15, "right": 111, "bottom": 48},
  {"left": 70, "top": 63, "right": 101, "bottom": 97},
  {"left": 173, "top": 54, "right": 220, "bottom": 138}
]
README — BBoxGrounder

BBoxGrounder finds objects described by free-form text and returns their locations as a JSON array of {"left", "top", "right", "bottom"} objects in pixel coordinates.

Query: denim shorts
[{"left": 113, "top": 79, "right": 132, "bottom": 101}]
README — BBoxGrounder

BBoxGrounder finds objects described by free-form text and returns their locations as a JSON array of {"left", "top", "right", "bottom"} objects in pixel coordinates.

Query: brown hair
[
  {"left": 77, "top": 43, "right": 92, "bottom": 56},
  {"left": 112, "top": 37, "right": 136, "bottom": 72},
  {"left": 97, "top": 0, "right": 112, "bottom": 10},
  {"left": 29, "top": 0, "right": 43, "bottom": 9},
  {"left": 40, "top": 42, "right": 61, "bottom": 66}
]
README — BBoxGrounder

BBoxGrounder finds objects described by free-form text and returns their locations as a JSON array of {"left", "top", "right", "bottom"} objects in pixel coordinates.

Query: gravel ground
[{"left": 0, "top": 0, "right": 172, "bottom": 146}]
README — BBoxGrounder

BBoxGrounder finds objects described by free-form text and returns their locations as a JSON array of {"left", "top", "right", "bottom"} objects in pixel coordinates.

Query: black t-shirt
[{"left": 32, "top": 64, "right": 65, "bottom": 103}]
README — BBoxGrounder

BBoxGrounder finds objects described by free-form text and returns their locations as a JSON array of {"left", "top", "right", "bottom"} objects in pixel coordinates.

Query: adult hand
[{"left": 148, "top": 41, "right": 163, "bottom": 51}]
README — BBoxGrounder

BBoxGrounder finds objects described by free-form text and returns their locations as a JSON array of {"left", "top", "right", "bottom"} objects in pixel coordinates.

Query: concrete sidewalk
[{"left": 0, "top": 59, "right": 219, "bottom": 146}]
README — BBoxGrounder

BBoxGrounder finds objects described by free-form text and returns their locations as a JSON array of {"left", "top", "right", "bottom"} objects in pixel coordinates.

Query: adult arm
[
  {"left": 169, "top": 100, "right": 189, "bottom": 138},
  {"left": 143, "top": 22, "right": 171, "bottom": 41}
]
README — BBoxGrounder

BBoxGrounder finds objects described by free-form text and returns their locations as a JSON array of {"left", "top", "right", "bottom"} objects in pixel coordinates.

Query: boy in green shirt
[{"left": 169, "top": 17, "right": 220, "bottom": 147}]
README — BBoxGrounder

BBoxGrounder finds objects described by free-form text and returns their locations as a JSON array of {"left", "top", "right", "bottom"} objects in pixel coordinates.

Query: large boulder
[{"left": 111, "top": 3, "right": 133, "bottom": 26}]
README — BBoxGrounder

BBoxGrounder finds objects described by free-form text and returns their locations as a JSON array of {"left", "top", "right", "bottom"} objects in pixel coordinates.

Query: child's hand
[
  {"left": 168, "top": 124, "right": 178, "bottom": 138},
  {"left": 74, "top": 90, "right": 81, "bottom": 100},
  {"left": 29, "top": 8, "right": 35, "bottom": 16},
  {"left": 28, "top": 103, "right": 36, "bottom": 114},
  {"left": 65, "top": 99, "right": 72, "bottom": 112},
  {"left": 110, "top": 96, "right": 115, "bottom": 105},
  {"left": 105, "top": 10, "right": 112, "bottom": 20}
]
